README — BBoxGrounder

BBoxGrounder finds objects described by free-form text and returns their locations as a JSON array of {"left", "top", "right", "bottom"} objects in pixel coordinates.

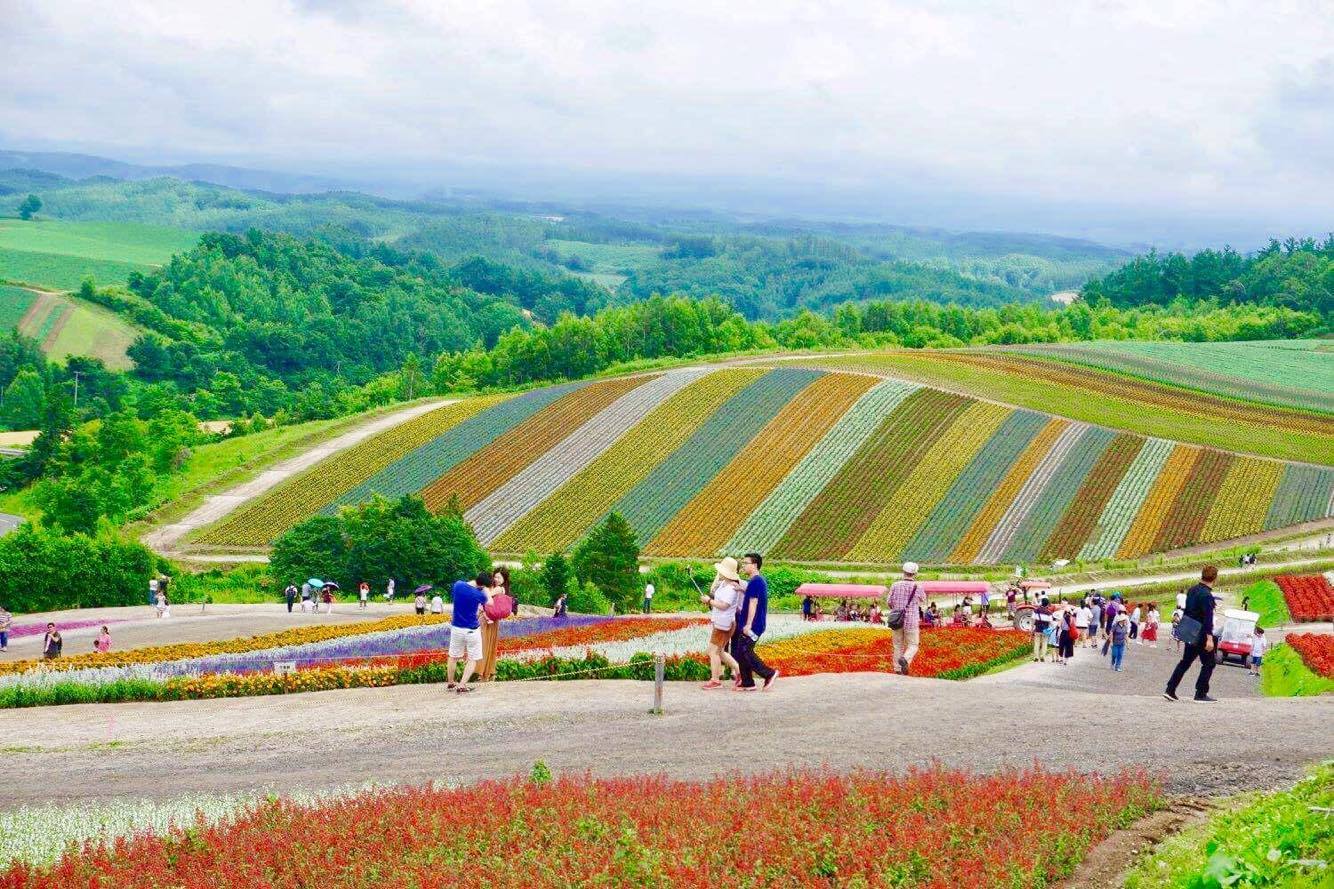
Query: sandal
[
  {"left": 455, "top": 686, "right": 473, "bottom": 694},
  {"left": 446, "top": 682, "right": 456, "bottom": 689}
]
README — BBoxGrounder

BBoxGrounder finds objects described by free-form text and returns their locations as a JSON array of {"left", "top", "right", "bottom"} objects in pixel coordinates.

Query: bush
[
  {"left": 571, "top": 512, "right": 640, "bottom": 612},
  {"left": 0, "top": 525, "right": 154, "bottom": 613},
  {"left": 567, "top": 581, "right": 613, "bottom": 615}
]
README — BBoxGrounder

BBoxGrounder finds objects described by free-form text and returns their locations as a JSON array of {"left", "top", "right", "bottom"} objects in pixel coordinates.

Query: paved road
[{"left": 0, "top": 513, "right": 22, "bottom": 537}]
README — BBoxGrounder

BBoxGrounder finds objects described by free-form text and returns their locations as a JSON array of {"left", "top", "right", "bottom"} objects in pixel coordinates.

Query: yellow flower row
[
  {"left": 757, "top": 627, "right": 887, "bottom": 660},
  {"left": 0, "top": 614, "right": 449, "bottom": 676}
]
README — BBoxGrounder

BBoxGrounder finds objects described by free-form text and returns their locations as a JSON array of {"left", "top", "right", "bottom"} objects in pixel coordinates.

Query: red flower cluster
[
  {"left": 497, "top": 617, "right": 703, "bottom": 654},
  {"left": 1275, "top": 575, "right": 1334, "bottom": 622},
  {"left": 0, "top": 767, "right": 1159, "bottom": 888},
  {"left": 766, "top": 627, "right": 1029, "bottom": 679},
  {"left": 1287, "top": 633, "right": 1334, "bottom": 678}
]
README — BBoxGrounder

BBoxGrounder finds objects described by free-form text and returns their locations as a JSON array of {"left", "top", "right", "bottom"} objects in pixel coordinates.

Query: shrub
[{"left": 0, "top": 525, "right": 154, "bottom": 613}]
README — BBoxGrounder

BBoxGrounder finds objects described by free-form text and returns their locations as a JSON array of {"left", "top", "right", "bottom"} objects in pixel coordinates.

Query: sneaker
[
  {"left": 734, "top": 684, "right": 759, "bottom": 692},
  {"left": 700, "top": 680, "right": 723, "bottom": 690},
  {"left": 1193, "top": 695, "right": 1218, "bottom": 703},
  {"left": 763, "top": 669, "right": 779, "bottom": 691},
  {"left": 897, "top": 656, "right": 909, "bottom": 674},
  {"left": 1162, "top": 691, "right": 1179, "bottom": 702},
  {"left": 455, "top": 686, "right": 473, "bottom": 694},
  {"left": 446, "top": 682, "right": 456, "bottom": 689}
]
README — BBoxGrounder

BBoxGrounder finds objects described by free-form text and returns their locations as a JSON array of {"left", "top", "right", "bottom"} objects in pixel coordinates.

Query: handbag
[
  {"left": 885, "top": 582, "right": 919, "bottom": 630},
  {"left": 1173, "top": 614, "right": 1203, "bottom": 647}
]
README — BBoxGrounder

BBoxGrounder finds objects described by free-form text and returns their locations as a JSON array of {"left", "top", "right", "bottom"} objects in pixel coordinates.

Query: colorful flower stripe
[
  {"left": 472, "top": 369, "right": 712, "bottom": 545},
  {"left": 498, "top": 617, "right": 704, "bottom": 655},
  {"left": 1079, "top": 437, "right": 1174, "bottom": 561},
  {"left": 1001, "top": 425, "right": 1116, "bottom": 563},
  {"left": 1199, "top": 457, "right": 1286, "bottom": 543},
  {"left": 0, "top": 768, "right": 1163, "bottom": 889},
  {"left": 1040, "top": 433, "right": 1142, "bottom": 562},
  {"left": 846, "top": 400, "right": 1012, "bottom": 562},
  {"left": 1152, "top": 448, "right": 1233, "bottom": 552},
  {"left": 725, "top": 378, "right": 919, "bottom": 556},
  {"left": 611, "top": 368, "right": 826, "bottom": 545},
  {"left": 1276, "top": 575, "right": 1334, "bottom": 622},
  {"left": 774, "top": 388, "right": 972, "bottom": 561},
  {"left": 6, "top": 618, "right": 129, "bottom": 639},
  {"left": 976, "top": 421, "right": 1088, "bottom": 562},
  {"left": 757, "top": 626, "right": 1030, "bottom": 679},
  {"left": 197, "top": 396, "right": 505, "bottom": 546},
  {"left": 493, "top": 369, "right": 764, "bottom": 554},
  {"left": 422, "top": 375, "right": 652, "bottom": 512},
  {"left": 1287, "top": 633, "right": 1334, "bottom": 677},
  {"left": 1265, "top": 464, "right": 1334, "bottom": 531},
  {"left": 905, "top": 409, "right": 1047, "bottom": 562},
  {"left": 324, "top": 381, "right": 586, "bottom": 513},
  {"left": 1115, "top": 444, "right": 1201, "bottom": 558},
  {"left": 949, "top": 418, "right": 1067, "bottom": 563},
  {"left": 645, "top": 372, "right": 876, "bottom": 557}
]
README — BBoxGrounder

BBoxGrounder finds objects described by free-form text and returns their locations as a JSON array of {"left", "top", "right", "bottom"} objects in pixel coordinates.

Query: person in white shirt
[
  {"left": 643, "top": 582, "right": 655, "bottom": 614},
  {"left": 1130, "top": 605, "right": 1143, "bottom": 643},
  {"left": 1248, "top": 627, "right": 1269, "bottom": 675},
  {"left": 1076, "top": 602, "right": 1092, "bottom": 641},
  {"left": 430, "top": 593, "right": 445, "bottom": 615},
  {"left": 699, "top": 558, "right": 742, "bottom": 689}
]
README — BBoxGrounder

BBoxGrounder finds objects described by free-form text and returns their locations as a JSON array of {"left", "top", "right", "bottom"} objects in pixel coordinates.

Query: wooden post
[{"left": 651, "top": 652, "right": 665, "bottom": 715}]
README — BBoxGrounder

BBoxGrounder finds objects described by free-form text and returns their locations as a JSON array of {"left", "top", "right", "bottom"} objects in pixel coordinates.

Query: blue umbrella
[{"left": 307, "top": 578, "right": 325, "bottom": 589}]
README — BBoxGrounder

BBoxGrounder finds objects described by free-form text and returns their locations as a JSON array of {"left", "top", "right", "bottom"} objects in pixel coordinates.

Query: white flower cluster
[{"left": 507, "top": 615, "right": 833, "bottom": 663}]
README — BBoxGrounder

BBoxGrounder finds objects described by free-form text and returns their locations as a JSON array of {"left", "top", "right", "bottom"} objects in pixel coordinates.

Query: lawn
[
  {"left": 544, "top": 238, "right": 662, "bottom": 273},
  {"left": 0, "top": 218, "right": 198, "bottom": 290},
  {"left": 0, "top": 285, "right": 36, "bottom": 329},
  {"left": 1260, "top": 639, "right": 1334, "bottom": 697}
]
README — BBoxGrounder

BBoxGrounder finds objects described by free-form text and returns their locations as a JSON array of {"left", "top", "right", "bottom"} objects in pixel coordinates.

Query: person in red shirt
[{"left": 480, "top": 567, "right": 515, "bottom": 681}]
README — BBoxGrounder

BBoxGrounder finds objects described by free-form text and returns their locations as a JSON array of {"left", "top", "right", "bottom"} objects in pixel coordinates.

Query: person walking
[
  {"left": 1005, "top": 584, "right": 1018, "bottom": 623},
  {"left": 1129, "top": 604, "right": 1142, "bottom": 642},
  {"left": 446, "top": 572, "right": 494, "bottom": 694},
  {"left": 480, "top": 569, "right": 515, "bottom": 682},
  {"left": 42, "top": 623, "right": 62, "bottom": 660},
  {"left": 1248, "top": 627, "right": 1268, "bottom": 676},
  {"left": 0, "top": 605, "right": 11, "bottom": 652},
  {"left": 414, "top": 591, "right": 427, "bottom": 616},
  {"left": 321, "top": 586, "right": 334, "bottom": 614},
  {"left": 93, "top": 625, "right": 112, "bottom": 653},
  {"left": 358, "top": 582, "right": 370, "bottom": 610},
  {"left": 155, "top": 590, "right": 170, "bottom": 619},
  {"left": 643, "top": 582, "right": 655, "bottom": 614},
  {"left": 733, "top": 553, "right": 778, "bottom": 692},
  {"left": 284, "top": 583, "right": 297, "bottom": 613},
  {"left": 300, "top": 583, "right": 312, "bottom": 613},
  {"left": 1088, "top": 598, "right": 1104, "bottom": 648},
  {"left": 1032, "top": 597, "right": 1053, "bottom": 662},
  {"left": 699, "top": 557, "right": 742, "bottom": 690},
  {"left": 553, "top": 590, "right": 568, "bottom": 618},
  {"left": 1164, "top": 566, "right": 1220, "bottom": 703},
  {"left": 801, "top": 594, "right": 813, "bottom": 622},
  {"left": 1076, "top": 600, "right": 1092, "bottom": 648},
  {"left": 385, "top": 578, "right": 396, "bottom": 602},
  {"left": 1108, "top": 608, "right": 1129, "bottom": 671},
  {"left": 1142, "top": 606, "right": 1160, "bottom": 648},
  {"left": 886, "top": 561, "right": 926, "bottom": 674}
]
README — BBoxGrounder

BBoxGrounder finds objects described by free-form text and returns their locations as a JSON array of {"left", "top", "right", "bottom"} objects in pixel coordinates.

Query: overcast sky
[{"left": 3, "top": 0, "right": 1332, "bottom": 244}]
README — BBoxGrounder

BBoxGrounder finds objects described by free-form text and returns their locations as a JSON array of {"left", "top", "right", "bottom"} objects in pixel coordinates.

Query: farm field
[
  {"left": 188, "top": 366, "right": 1334, "bottom": 564},
  {"left": 780, "top": 347, "right": 1334, "bottom": 464},
  {"left": 0, "top": 218, "right": 198, "bottom": 290},
  {"left": 0, "top": 286, "right": 139, "bottom": 369}
]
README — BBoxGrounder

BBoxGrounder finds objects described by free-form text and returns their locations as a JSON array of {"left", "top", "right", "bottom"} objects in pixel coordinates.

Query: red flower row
[
  {"left": 498, "top": 617, "right": 703, "bottom": 654},
  {"left": 1287, "top": 633, "right": 1334, "bottom": 678},
  {"left": 1275, "top": 575, "right": 1334, "bottom": 622},
  {"left": 0, "top": 767, "right": 1160, "bottom": 888},
  {"left": 765, "top": 627, "right": 1028, "bottom": 679}
]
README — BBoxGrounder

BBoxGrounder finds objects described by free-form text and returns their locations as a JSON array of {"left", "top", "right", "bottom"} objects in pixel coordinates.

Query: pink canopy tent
[{"left": 795, "top": 581, "right": 991, "bottom": 599}]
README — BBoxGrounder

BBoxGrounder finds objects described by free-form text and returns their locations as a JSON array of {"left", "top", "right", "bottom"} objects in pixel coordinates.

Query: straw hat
[{"left": 715, "top": 556, "right": 740, "bottom": 582}]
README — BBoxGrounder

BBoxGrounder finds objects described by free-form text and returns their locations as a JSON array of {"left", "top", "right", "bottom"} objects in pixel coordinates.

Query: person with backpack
[
  {"left": 284, "top": 583, "right": 297, "bottom": 613},
  {"left": 886, "top": 562, "right": 926, "bottom": 674},
  {"left": 1032, "top": 597, "right": 1054, "bottom": 662}
]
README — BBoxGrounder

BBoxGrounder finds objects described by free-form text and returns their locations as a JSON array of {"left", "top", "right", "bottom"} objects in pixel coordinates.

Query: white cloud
[{"left": 2, "top": 0, "right": 1331, "bottom": 231}]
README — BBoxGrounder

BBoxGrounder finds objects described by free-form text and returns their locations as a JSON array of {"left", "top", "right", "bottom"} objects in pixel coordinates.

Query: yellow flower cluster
[
  {"left": 757, "top": 627, "right": 886, "bottom": 660},
  {"left": 164, "top": 664, "right": 402, "bottom": 699},
  {"left": 0, "top": 614, "right": 449, "bottom": 676}
]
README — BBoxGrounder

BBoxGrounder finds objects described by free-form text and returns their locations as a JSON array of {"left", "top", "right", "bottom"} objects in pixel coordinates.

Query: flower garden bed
[
  {"left": 1287, "top": 632, "right": 1334, "bottom": 677},
  {"left": 1274, "top": 574, "right": 1334, "bottom": 622},
  {"left": 758, "top": 626, "right": 1031, "bottom": 679},
  {"left": 0, "top": 767, "right": 1161, "bottom": 888}
]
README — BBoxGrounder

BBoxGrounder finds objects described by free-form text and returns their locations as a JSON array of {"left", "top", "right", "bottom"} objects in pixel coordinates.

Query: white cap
[{"left": 902, "top": 561, "right": 919, "bottom": 576}]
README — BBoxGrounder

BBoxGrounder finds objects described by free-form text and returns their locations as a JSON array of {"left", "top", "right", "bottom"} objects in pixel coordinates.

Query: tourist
[
  {"left": 284, "top": 583, "right": 297, "bottom": 613},
  {"left": 0, "top": 605, "right": 11, "bottom": 652},
  {"left": 979, "top": 586, "right": 991, "bottom": 619},
  {"left": 1248, "top": 627, "right": 1268, "bottom": 676},
  {"left": 446, "top": 571, "right": 495, "bottom": 693},
  {"left": 1088, "top": 598, "right": 1104, "bottom": 648},
  {"left": 321, "top": 586, "right": 334, "bottom": 614},
  {"left": 1175, "top": 587, "right": 1187, "bottom": 611},
  {"left": 1075, "top": 601, "right": 1091, "bottom": 650},
  {"left": 94, "top": 625, "right": 112, "bottom": 653},
  {"left": 155, "top": 590, "right": 171, "bottom": 619},
  {"left": 1032, "top": 597, "right": 1053, "bottom": 662},
  {"left": 886, "top": 561, "right": 926, "bottom": 674},
  {"left": 924, "top": 601, "right": 939, "bottom": 627},
  {"left": 699, "top": 557, "right": 742, "bottom": 690},
  {"left": 1142, "top": 606, "right": 1160, "bottom": 648},
  {"left": 643, "top": 581, "right": 655, "bottom": 614},
  {"left": 552, "top": 590, "right": 568, "bottom": 618},
  {"left": 386, "top": 577, "right": 396, "bottom": 602},
  {"left": 1170, "top": 605, "right": 1184, "bottom": 653},
  {"left": 1164, "top": 566, "right": 1220, "bottom": 703},
  {"left": 801, "top": 594, "right": 813, "bottom": 622},
  {"left": 1005, "top": 584, "right": 1018, "bottom": 622},
  {"left": 1058, "top": 607, "right": 1077, "bottom": 665},
  {"left": 1108, "top": 608, "right": 1130, "bottom": 671},
  {"left": 836, "top": 599, "right": 849, "bottom": 622},
  {"left": 869, "top": 602, "right": 882, "bottom": 625},
  {"left": 42, "top": 623, "right": 61, "bottom": 660},
  {"left": 300, "top": 583, "right": 312, "bottom": 613},
  {"left": 1129, "top": 603, "right": 1142, "bottom": 642},
  {"left": 480, "top": 569, "right": 515, "bottom": 682},
  {"left": 1240, "top": 594, "right": 1250, "bottom": 612},
  {"left": 414, "top": 591, "right": 427, "bottom": 616},
  {"left": 813, "top": 601, "right": 823, "bottom": 622},
  {"left": 358, "top": 581, "right": 370, "bottom": 609},
  {"left": 148, "top": 577, "right": 159, "bottom": 606},
  {"left": 733, "top": 553, "right": 778, "bottom": 692},
  {"left": 430, "top": 592, "right": 445, "bottom": 614}
]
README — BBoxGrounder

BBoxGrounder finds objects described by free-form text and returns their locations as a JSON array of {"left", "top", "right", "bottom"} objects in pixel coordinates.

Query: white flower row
[{"left": 505, "top": 615, "right": 834, "bottom": 663}]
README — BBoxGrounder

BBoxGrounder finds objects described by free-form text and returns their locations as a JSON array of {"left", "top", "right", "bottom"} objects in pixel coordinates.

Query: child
[
  {"left": 358, "top": 581, "right": 370, "bottom": 609},
  {"left": 93, "top": 626, "right": 112, "bottom": 653},
  {"left": 1142, "top": 607, "right": 1159, "bottom": 648},
  {"left": 1248, "top": 627, "right": 1268, "bottom": 676},
  {"left": 1170, "top": 606, "right": 1184, "bottom": 653}
]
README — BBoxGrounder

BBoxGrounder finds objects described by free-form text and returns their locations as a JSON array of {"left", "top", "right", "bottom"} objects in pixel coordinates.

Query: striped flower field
[{"left": 194, "top": 365, "right": 1334, "bottom": 564}]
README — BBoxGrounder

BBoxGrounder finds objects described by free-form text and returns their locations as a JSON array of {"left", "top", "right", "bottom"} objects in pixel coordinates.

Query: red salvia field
[
  {"left": 1275, "top": 575, "right": 1334, "bottom": 622},
  {"left": 1286, "top": 633, "right": 1334, "bottom": 678},
  {"left": 762, "top": 626, "right": 1029, "bottom": 679},
  {"left": 0, "top": 768, "right": 1160, "bottom": 889}
]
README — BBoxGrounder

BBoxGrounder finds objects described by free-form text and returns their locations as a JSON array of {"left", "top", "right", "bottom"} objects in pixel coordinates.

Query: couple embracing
[{"left": 699, "top": 553, "right": 778, "bottom": 691}]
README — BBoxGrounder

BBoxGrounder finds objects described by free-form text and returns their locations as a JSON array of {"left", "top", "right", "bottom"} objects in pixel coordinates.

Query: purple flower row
[{"left": 8, "top": 618, "right": 129, "bottom": 639}]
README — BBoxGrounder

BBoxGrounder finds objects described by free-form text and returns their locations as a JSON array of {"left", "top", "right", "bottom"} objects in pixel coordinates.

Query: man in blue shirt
[
  {"left": 447, "top": 571, "right": 494, "bottom": 694},
  {"left": 733, "top": 553, "right": 778, "bottom": 691},
  {"left": 1164, "top": 565, "right": 1219, "bottom": 702}
]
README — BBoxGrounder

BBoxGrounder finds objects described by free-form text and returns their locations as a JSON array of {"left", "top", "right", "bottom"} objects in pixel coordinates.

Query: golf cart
[{"left": 1216, "top": 609, "right": 1260, "bottom": 665}]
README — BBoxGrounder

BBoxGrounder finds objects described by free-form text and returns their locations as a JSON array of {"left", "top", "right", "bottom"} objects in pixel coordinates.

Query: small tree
[
  {"left": 17, "top": 195, "right": 41, "bottom": 220},
  {"left": 538, "top": 551, "right": 572, "bottom": 605},
  {"left": 571, "top": 512, "right": 640, "bottom": 612}
]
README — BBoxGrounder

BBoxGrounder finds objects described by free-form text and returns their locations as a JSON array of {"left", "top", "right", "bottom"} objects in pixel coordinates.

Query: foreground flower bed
[
  {"left": 0, "top": 767, "right": 1161, "bottom": 888},
  {"left": 758, "top": 626, "right": 1030, "bottom": 679},
  {"left": 1287, "top": 633, "right": 1334, "bottom": 678},
  {"left": 1274, "top": 574, "right": 1334, "bottom": 622}
]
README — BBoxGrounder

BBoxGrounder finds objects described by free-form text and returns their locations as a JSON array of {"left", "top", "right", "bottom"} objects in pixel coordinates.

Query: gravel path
[{"left": 1, "top": 666, "right": 1327, "bottom": 809}]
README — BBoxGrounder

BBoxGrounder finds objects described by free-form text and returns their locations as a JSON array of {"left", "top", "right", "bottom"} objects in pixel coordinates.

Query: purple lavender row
[{"left": 9, "top": 618, "right": 130, "bottom": 639}]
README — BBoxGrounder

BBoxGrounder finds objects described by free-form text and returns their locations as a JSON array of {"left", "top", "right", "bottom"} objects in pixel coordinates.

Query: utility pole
[{"left": 71, "top": 370, "right": 84, "bottom": 410}]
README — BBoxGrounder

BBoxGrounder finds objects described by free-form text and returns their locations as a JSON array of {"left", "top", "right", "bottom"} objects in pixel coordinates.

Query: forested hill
[{"left": 1081, "top": 236, "right": 1334, "bottom": 320}]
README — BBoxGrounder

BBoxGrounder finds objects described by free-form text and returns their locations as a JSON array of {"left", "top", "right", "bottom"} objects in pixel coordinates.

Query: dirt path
[
  {"left": 1060, "top": 799, "right": 1215, "bottom": 889},
  {"left": 141, "top": 399, "right": 451, "bottom": 555},
  {"left": 1, "top": 670, "right": 1328, "bottom": 809}
]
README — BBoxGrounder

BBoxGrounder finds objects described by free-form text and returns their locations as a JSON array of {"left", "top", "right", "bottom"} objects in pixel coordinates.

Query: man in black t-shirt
[{"left": 1164, "top": 565, "right": 1219, "bottom": 702}]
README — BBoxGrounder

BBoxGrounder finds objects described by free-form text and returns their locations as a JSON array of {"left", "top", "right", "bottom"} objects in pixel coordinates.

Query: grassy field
[
  {"left": 0, "top": 218, "right": 198, "bottom": 290},
  {"left": 785, "top": 350, "right": 1334, "bottom": 464},
  {"left": 544, "top": 239, "right": 662, "bottom": 272},
  {"left": 1, "top": 287, "right": 140, "bottom": 368},
  {"left": 1260, "top": 643, "right": 1334, "bottom": 697}
]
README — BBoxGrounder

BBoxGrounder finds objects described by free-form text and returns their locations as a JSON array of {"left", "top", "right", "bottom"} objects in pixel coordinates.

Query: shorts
[
  {"left": 448, "top": 626, "right": 483, "bottom": 661},
  {"left": 709, "top": 627, "right": 732, "bottom": 647}
]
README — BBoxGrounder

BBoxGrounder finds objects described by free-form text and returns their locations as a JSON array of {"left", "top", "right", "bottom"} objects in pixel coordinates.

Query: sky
[{"left": 3, "top": 0, "right": 1332, "bottom": 245}]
